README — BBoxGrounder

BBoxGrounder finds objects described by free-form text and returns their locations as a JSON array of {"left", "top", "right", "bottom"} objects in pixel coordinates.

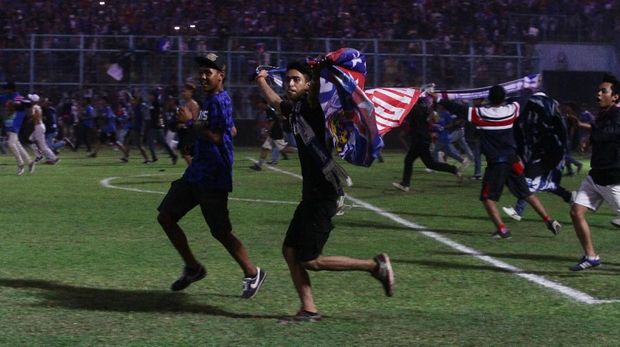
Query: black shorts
[
  {"left": 283, "top": 199, "right": 337, "bottom": 262},
  {"left": 158, "top": 178, "right": 232, "bottom": 236},
  {"left": 480, "top": 161, "right": 531, "bottom": 202}
]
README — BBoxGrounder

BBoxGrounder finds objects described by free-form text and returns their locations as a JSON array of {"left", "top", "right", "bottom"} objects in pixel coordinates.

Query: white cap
[{"left": 28, "top": 94, "right": 40, "bottom": 103}]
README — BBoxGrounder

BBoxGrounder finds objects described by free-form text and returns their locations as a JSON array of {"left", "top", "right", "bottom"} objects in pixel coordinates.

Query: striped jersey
[{"left": 468, "top": 101, "right": 520, "bottom": 163}]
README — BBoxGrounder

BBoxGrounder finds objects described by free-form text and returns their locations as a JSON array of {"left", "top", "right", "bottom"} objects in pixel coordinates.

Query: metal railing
[{"left": 1, "top": 35, "right": 538, "bottom": 119}]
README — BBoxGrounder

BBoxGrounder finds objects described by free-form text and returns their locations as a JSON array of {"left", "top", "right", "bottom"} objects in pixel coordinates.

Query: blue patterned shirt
[{"left": 183, "top": 90, "right": 234, "bottom": 191}]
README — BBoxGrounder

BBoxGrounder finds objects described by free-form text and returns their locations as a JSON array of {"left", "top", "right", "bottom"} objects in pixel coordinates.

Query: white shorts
[
  {"left": 573, "top": 175, "right": 620, "bottom": 214},
  {"left": 261, "top": 137, "right": 287, "bottom": 151}
]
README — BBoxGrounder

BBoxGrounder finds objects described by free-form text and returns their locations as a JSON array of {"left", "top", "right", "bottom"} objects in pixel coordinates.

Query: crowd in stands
[{"left": 1, "top": 0, "right": 619, "bottom": 49}]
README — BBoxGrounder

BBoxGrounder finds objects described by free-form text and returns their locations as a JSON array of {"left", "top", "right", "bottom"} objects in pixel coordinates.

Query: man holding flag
[{"left": 255, "top": 57, "right": 394, "bottom": 322}]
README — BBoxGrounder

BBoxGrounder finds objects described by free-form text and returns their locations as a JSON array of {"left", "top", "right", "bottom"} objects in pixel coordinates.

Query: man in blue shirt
[
  {"left": 2, "top": 82, "right": 34, "bottom": 175},
  {"left": 157, "top": 53, "right": 266, "bottom": 298}
]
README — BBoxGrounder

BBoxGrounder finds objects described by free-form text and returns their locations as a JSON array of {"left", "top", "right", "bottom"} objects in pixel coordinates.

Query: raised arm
[
  {"left": 437, "top": 99, "right": 469, "bottom": 119},
  {"left": 255, "top": 70, "right": 283, "bottom": 112}
]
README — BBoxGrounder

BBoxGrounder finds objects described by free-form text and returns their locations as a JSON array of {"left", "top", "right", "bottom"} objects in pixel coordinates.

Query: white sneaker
[
  {"left": 17, "top": 165, "right": 25, "bottom": 176},
  {"left": 611, "top": 217, "right": 620, "bottom": 228},
  {"left": 28, "top": 161, "right": 36, "bottom": 174},
  {"left": 392, "top": 182, "right": 410, "bottom": 192},
  {"left": 424, "top": 168, "right": 434, "bottom": 173},
  {"left": 502, "top": 206, "right": 522, "bottom": 221}
]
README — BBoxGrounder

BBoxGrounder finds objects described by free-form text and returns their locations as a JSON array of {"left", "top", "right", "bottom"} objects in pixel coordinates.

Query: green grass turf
[{"left": 0, "top": 147, "right": 618, "bottom": 346}]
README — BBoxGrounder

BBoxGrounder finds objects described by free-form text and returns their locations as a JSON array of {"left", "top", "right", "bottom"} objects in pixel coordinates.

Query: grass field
[{"left": 1, "top": 147, "right": 618, "bottom": 346}]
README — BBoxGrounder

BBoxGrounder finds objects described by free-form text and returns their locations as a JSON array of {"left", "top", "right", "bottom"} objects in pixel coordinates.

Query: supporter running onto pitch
[
  {"left": 158, "top": 53, "right": 266, "bottom": 297},
  {"left": 568, "top": 74, "right": 620, "bottom": 271},
  {"left": 256, "top": 61, "right": 394, "bottom": 322},
  {"left": 393, "top": 98, "right": 463, "bottom": 192},
  {"left": 435, "top": 85, "right": 561, "bottom": 239},
  {"left": 502, "top": 91, "right": 573, "bottom": 221}
]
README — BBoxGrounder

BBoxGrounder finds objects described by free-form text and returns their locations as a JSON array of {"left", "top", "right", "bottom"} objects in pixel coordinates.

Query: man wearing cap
[
  {"left": 157, "top": 53, "right": 266, "bottom": 298},
  {"left": 2, "top": 82, "right": 35, "bottom": 175},
  {"left": 28, "top": 94, "right": 59, "bottom": 164}
]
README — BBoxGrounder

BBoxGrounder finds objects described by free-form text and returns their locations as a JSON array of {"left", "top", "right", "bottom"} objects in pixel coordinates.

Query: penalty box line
[{"left": 248, "top": 157, "right": 620, "bottom": 305}]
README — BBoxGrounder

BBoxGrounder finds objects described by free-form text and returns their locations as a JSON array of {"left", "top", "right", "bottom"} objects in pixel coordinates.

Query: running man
[
  {"left": 393, "top": 99, "right": 463, "bottom": 192},
  {"left": 569, "top": 74, "right": 620, "bottom": 271},
  {"left": 435, "top": 85, "right": 562, "bottom": 239},
  {"left": 256, "top": 61, "right": 394, "bottom": 322},
  {"left": 158, "top": 53, "right": 266, "bottom": 297}
]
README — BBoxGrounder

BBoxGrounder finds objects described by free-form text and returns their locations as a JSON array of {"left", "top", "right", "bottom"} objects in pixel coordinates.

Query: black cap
[{"left": 195, "top": 52, "right": 226, "bottom": 72}]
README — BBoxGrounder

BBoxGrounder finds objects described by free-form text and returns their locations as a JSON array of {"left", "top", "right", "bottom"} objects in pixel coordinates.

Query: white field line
[
  {"left": 247, "top": 157, "right": 620, "bottom": 305},
  {"left": 100, "top": 176, "right": 298, "bottom": 205}
]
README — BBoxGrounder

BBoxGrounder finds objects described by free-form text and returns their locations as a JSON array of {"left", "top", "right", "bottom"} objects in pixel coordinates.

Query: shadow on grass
[{"left": 0, "top": 278, "right": 281, "bottom": 319}]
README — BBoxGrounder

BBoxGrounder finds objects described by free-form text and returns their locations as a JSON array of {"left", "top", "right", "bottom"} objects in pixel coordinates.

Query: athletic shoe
[
  {"left": 34, "top": 156, "right": 43, "bottom": 163},
  {"left": 87, "top": 152, "right": 97, "bottom": 158},
  {"left": 170, "top": 265, "right": 207, "bottom": 291},
  {"left": 143, "top": 160, "right": 151, "bottom": 164},
  {"left": 501, "top": 206, "right": 522, "bottom": 221},
  {"left": 172, "top": 155, "right": 178, "bottom": 165},
  {"left": 424, "top": 168, "right": 434, "bottom": 173},
  {"left": 611, "top": 218, "right": 620, "bottom": 228},
  {"left": 249, "top": 164, "right": 262, "bottom": 171},
  {"left": 151, "top": 158, "right": 159, "bottom": 163},
  {"left": 17, "top": 165, "right": 25, "bottom": 176},
  {"left": 120, "top": 157, "right": 129, "bottom": 163},
  {"left": 372, "top": 253, "right": 394, "bottom": 297},
  {"left": 569, "top": 256, "right": 601, "bottom": 271},
  {"left": 392, "top": 182, "right": 409, "bottom": 192},
  {"left": 491, "top": 229, "right": 512, "bottom": 239},
  {"left": 546, "top": 219, "right": 561, "bottom": 235},
  {"left": 470, "top": 175, "right": 482, "bottom": 181},
  {"left": 266, "top": 161, "right": 278, "bottom": 165},
  {"left": 28, "top": 161, "right": 36, "bottom": 174},
  {"left": 278, "top": 310, "right": 322, "bottom": 324},
  {"left": 241, "top": 267, "right": 266, "bottom": 299}
]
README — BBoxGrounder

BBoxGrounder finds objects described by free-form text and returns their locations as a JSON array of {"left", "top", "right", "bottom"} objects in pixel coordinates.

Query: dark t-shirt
[
  {"left": 266, "top": 106, "right": 283, "bottom": 140},
  {"left": 589, "top": 106, "right": 620, "bottom": 185},
  {"left": 281, "top": 96, "right": 337, "bottom": 201},
  {"left": 407, "top": 102, "right": 432, "bottom": 142},
  {"left": 42, "top": 106, "right": 58, "bottom": 134}
]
